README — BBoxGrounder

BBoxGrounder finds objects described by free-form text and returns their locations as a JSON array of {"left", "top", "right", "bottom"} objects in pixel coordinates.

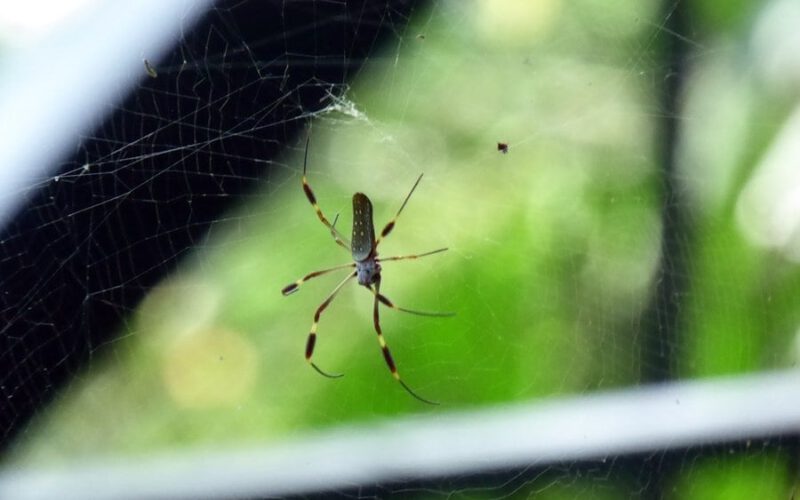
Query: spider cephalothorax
[{"left": 355, "top": 259, "right": 381, "bottom": 286}]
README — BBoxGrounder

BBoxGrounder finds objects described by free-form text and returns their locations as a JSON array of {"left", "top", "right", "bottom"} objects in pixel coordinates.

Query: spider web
[{"left": 1, "top": 0, "right": 800, "bottom": 498}]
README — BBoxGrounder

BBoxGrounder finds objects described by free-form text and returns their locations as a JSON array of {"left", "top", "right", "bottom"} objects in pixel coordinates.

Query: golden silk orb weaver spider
[{"left": 281, "top": 137, "right": 453, "bottom": 404}]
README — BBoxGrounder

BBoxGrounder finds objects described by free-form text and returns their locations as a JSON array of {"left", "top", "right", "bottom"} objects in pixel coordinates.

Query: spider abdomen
[{"left": 351, "top": 193, "right": 376, "bottom": 262}]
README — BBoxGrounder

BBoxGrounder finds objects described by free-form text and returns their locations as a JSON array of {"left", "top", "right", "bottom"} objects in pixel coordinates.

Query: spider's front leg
[
  {"left": 369, "top": 276, "right": 439, "bottom": 405},
  {"left": 303, "top": 271, "right": 356, "bottom": 378}
]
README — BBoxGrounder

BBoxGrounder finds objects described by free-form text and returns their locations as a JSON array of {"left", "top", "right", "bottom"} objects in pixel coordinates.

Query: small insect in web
[
  {"left": 497, "top": 142, "right": 509, "bottom": 154},
  {"left": 143, "top": 59, "right": 158, "bottom": 79},
  {"left": 281, "top": 137, "right": 453, "bottom": 404}
]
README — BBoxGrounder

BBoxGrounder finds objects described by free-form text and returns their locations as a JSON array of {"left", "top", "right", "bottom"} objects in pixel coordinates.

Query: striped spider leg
[{"left": 281, "top": 138, "right": 452, "bottom": 404}]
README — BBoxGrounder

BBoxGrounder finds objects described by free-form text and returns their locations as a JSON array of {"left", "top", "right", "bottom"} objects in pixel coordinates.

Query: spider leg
[
  {"left": 377, "top": 247, "right": 448, "bottom": 263},
  {"left": 367, "top": 286, "right": 455, "bottom": 317},
  {"left": 300, "top": 136, "right": 351, "bottom": 251},
  {"left": 281, "top": 262, "right": 356, "bottom": 295},
  {"left": 371, "top": 277, "right": 439, "bottom": 405},
  {"left": 374, "top": 173, "right": 424, "bottom": 249},
  {"left": 305, "top": 270, "right": 356, "bottom": 378}
]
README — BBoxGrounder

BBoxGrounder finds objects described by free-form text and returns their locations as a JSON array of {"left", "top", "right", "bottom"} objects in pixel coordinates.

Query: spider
[{"left": 281, "top": 137, "right": 452, "bottom": 404}]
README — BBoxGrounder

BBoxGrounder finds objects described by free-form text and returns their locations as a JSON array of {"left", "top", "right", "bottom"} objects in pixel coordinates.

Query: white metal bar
[{"left": 2, "top": 370, "right": 799, "bottom": 499}]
